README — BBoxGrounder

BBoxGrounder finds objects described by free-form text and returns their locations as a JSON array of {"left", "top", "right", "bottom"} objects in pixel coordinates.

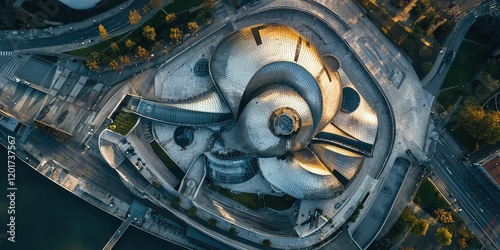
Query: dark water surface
[{"left": 0, "top": 146, "right": 185, "bottom": 250}]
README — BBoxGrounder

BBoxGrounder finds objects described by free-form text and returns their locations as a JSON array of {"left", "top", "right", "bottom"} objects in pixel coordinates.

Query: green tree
[
  {"left": 262, "top": 239, "right": 271, "bottom": 248},
  {"left": 411, "top": 219, "right": 429, "bottom": 236},
  {"left": 171, "top": 196, "right": 181, "bottom": 206},
  {"left": 169, "top": 27, "right": 182, "bottom": 44},
  {"left": 401, "top": 208, "right": 418, "bottom": 230},
  {"left": 165, "top": 13, "right": 177, "bottom": 24},
  {"left": 208, "top": 217, "right": 217, "bottom": 226},
  {"left": 435, "top": 227, "right": 453, "bottom": 246},
  {"left": 188, "top": 207, "right": 197, "bottom": 217},
  {"left": 142, "top": 25, "right": 156, "bottom": 41},
  {"left": 419, "top": 45, "right": 432, "bottom": 57},
  {"left": 421, "top": 62, "right": 433, "bottom": 74},
  {"left": 98, "top": 24, "right": 108, "bottom": 41},
  {"left": 125, "top": 39, "right": 136, "bottom": 50},
  {"left": 110, "top": 42, "right": 120, "bottom": 53},
  {"left": 129, "top": 9, "right": 142, "bottom": 25},
  {"left": 228, "top": 227, "right": 237, "bottom": 235},
  {"left": 187, "top": 21, "right": 199, "bottom": 34}
]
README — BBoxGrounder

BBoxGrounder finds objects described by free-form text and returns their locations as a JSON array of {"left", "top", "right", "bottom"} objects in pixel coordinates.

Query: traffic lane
[
  {"left": 431, "top": 157, "right": 500, "bottom": 246},
  {"left": 435, "top": 139, "right": 500, "bottom": 213},
  {"left": 0, "top": 0, "right": 140, "bottom": 50},
  {"left": 431, "top": 145, "right": 500, "bottom": 244}
]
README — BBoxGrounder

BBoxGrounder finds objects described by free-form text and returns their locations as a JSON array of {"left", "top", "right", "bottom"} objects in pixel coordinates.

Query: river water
[{"left": 0, "top": 146, "right": 185, "bottom": 250}]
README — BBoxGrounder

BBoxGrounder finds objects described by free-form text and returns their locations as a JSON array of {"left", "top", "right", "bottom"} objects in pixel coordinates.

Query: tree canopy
[
  {"left": 142, "top": 25, "right": 156, "bottom": 41},
  {"left": 187, "top": 21, "right": 199, "bottom": 34},
  {"left": 110, "top": 42, "right": 120, "bottom": 53},
  {"left": 165, "top": 13, "right": 177, "bottom": 24},
  {"left": 135, "top": 46, "right": 150, "bottom": 60},
  {"left": 411, "top": 219, "right": 429, "bottom": 236},
  {"left": 169, "top": 27, "right": 182, "bottom": 44},
  {"left": 459, "top": 100, "right": 500, "bottom": 144},
  {"left": 435, "top": 227, "right": 453, "bottom": 246},
  {"left": 98, "top": 24, "right": 108, "bottom": 41},
  {"left": 434, "top": 208, "right": 454, "bottom": 224},
  {"left": 129, "top": 9, "right": 142, "bottom": 25},
  {"left": 125, "top": 39, "right": 136, "bottom": 50}
]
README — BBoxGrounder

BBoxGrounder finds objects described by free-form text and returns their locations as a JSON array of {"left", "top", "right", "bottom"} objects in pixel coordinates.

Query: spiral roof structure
[{"left": 206, "top": 23, "right": 378, "bottom": 199}]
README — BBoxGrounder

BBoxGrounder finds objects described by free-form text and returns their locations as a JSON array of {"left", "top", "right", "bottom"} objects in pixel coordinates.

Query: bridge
[
  {"left": 102, "top": 200, "right": 147, "bottom": 250},
  {"left": 102, "top": 216, "right": 134, "bottom": 250}
]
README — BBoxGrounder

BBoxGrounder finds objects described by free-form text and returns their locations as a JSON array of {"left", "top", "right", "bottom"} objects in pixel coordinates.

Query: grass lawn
[
  {"left": 210, "top": 183, "right": 296, "bottom": 211},
  {"left": 149, "top": 140, "right": 185, "bottom": 180},
  {"left": 437, "top": 88, "right": 461, "bottom": 110},
  {"left": 414, "top": 179, "right": 449, "bottom": 213},
  {"left": 446, "top": 124, "right": 478, "bottom": 152},
  {"left": 441, "top": 29, "right": 494, "bottom": 90},
  {"left": 219, "top": 188, "right": 260, "bottom": 210},
  {"left": 263, "top": 194, "right": 296, "bottom": 211}
]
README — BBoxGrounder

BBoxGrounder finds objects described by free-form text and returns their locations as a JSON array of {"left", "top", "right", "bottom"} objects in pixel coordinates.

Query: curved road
[{"left": 0, "top": 0, "right": 145, "bottom": 51}]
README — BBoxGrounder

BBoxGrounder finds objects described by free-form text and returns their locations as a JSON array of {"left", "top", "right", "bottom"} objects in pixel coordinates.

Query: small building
[{"left": 475, "top": 150, "right": 500, "bottom": 190}]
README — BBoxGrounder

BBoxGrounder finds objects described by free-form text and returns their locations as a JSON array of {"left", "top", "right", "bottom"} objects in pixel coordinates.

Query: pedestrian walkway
[{"left": 102, "top": 200, "right": 147, "bottom": 250}]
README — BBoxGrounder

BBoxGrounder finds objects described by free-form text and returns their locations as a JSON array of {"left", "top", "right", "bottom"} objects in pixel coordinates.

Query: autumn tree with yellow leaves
[
  {"left": 169, "top": 27, "right": 182, "bottom": 44},
  {"left": 110, "top": 42, "right": 120, "bottom": 53},
  {"left": 129, "top": 9, "right": 142, "bottom": 25},
  {"left": 187, "top": 22, "right": 199, "bottom": 34},
  {"left": 135, "top": 46, "right": 150, "bottom": 60},
  {"left": 98, "top": 24, "right": 108, "bottom": 41},
  {"left": 459, "top": 100, "right": 500, "bottom": 144},
  {"left": 119, "top": 55, "right": 130, "bottom": 66},
  {"left": 142, "top": 25, "right": 156, "bottom": 41},
  {"left": 109, "top": 59, "right": 121, "bottom": 71},
  {"left": 125, "top": 39, "right": 136, "bottom": 50},
  {"left": 165, "top": 13, "right": 176, "bottom": 24}
]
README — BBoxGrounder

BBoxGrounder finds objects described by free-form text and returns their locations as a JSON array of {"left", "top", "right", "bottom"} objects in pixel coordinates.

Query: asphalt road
[
  {"left": 429, "top": 127, "right": 500, "bottom": 248},
  {"left": 0, "top": 0, "right": 144, "bottom": 51},
  {"left": 424, "top": 14, "right": 476, "bottom": 96}
]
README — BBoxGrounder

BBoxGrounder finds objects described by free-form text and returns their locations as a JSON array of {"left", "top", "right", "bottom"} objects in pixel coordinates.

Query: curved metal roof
[
  {"left": 236, "top": 85, "right": 313, "bottom": 157},
  {"left": 309, "top": 143, "right": 364, "bottom": 180},
  {"left": 331, "top": 85, "right": 378, "bottom": 145},
  {"left": 259, "top": 149, "right": 343, "bottom": 200},
  {"left": 124, "top": 93, "right": 232, "bottom": 126},
  {"left": 210, "top": 23, "right": 341, "bottom": 134}
]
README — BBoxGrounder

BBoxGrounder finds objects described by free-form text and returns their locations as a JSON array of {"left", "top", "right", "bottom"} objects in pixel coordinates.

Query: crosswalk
[
  {"left": 0, "top": 51, "right": 13, "bottom": 56},
  {"left": 1, "top": 54, "right": 28, "bottom": 79}
]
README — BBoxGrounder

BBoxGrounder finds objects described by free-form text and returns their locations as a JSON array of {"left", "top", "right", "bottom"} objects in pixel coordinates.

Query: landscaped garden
[
  {"left": 66, "top": 0, "right": 212, "bottom": 72},
  {"left": 108, "top": 111, "right": 139, "bottom": 135},
  {"left": 437, "top": 17, "right": 500, "bottom": 152},
  {"left": 207, "top": 182, "right": 296, "bottom": 211},
  {"left": 377, "top": 178, "right": 482, "bottom": 249}
]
